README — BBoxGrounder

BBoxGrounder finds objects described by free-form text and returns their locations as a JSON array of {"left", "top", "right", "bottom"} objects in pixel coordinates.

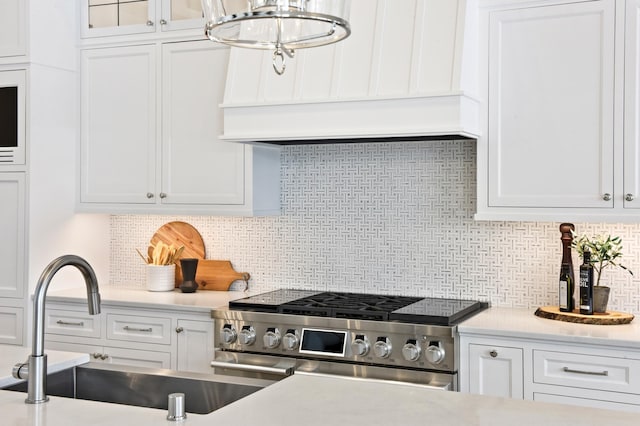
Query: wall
[{"left": 110, "top": 140, "right": 640, "bottom": 314}]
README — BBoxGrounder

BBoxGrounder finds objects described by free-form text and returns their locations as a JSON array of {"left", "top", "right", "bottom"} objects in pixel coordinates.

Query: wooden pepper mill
[{"left": 559, "top": 223, "right": 575, "bottom": 310}]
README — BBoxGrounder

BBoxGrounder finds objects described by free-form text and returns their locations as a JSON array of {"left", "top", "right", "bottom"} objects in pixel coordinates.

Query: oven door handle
[{"left": 210, "top": 360, "right": 295, "bottom": 376}]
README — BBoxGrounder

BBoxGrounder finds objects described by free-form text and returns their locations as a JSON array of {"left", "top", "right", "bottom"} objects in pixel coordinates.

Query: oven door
[{"left": 211, "top": 351, "right": 456, "bottom": 390}]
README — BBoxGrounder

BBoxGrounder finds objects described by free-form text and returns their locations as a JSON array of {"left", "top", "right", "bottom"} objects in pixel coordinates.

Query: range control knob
[
  {"left": 373, "top": 337, "right": 392, "bottom": 359},
  {"left": 263, "top": 328, "right": 281, "bottom": 349},
  {"left": 425, "top": 341, "right": 445, "bottom": 365},
  {"left": 239, "top": 326, "right": 256, "bottom": 346},
  {"left": 282, "top": 329, "right": 300, "bottom": 351},
  {"left": 220, "top": 324, "right": 237, "bottom": 344},
  {"left": 402, "top": 339, "right": 421, "bottom": 362},
  {"left": 351, "top": 334, "right": 370, "bottom": 356}
]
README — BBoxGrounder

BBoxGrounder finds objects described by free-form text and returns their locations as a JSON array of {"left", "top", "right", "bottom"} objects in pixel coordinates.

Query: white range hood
[{"left": 220, "top": 0, "right": 479, "bottom": 144}]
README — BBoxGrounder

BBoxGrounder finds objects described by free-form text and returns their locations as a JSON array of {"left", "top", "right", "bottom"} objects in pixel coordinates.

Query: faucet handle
[{"left": 12, "top": 361, "right": 28, "bottom": 380}]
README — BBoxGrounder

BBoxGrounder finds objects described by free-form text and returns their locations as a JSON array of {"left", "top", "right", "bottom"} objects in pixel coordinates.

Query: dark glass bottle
[
  {"left": 559, "top": 263, "right": 574, "bottom": 312},
  {"left": 579, "top": 251, "right": 594, "bottom": 315}
]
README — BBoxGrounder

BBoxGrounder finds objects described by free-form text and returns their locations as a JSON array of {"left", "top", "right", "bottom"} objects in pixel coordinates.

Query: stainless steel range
[{"left": 211, "top": 290, "right": 487, "bottom": 391}]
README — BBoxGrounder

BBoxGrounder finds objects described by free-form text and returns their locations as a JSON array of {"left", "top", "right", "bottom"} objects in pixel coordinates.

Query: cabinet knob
[
  {"left": 626, "top": 193, "right": 635, "bottom": 202},
  {"left": 160, "top": 19, "right": 167, "bottom": 25},
  {"left": 176, "top": 327, "right": 184, "bottom": 333},
  {"left": 100, "top": 354, "right": 109, "bottom": 360},
  {"left": 489, "top": 350, "right": 498, "bottom": 358},
  {"left": 146, "top": 192, "right": 154, "bottom": 199},
  {"left": 159, "top": 193, "right": 167, "bottom": 199},
  {"left": 602, "top": 193, "right": 612, "bottom": 201},
  {"left": 92, "top": 352, "right": 101, "bottom": 359},
  {"left": 146, "top": 20, "right": 154, "bottom": 26}
]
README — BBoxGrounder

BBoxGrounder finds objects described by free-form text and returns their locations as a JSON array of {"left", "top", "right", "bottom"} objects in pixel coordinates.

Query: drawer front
[
  {"left": 533, "top": 349, "right": 640, "bottom": 394},
  {"left": 107, "top": 314, "right": 171, "bottom": 345},
  {"left": 533, "top": 392, "right": 640, "bottom": 413},
  {"left": 105, "top": 346, "right": 172, "bottom": 369},
  {"left": 46, "top": 309, "right": 101, "bottom": 338}
]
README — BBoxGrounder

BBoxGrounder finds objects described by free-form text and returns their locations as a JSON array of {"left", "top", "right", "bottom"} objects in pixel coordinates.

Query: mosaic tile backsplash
[{"left": 110, "top": 140, "right": 640, "bottom": 314}]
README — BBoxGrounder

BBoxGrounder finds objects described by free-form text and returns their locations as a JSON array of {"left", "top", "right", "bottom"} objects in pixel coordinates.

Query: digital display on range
[{"left": 299, "top": 328, "right": 347, "bottom": 357}]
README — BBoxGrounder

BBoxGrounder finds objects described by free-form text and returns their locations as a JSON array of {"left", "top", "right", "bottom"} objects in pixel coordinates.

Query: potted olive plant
[{"left": 571, "top": 233, "right": 634, "bottom": 313}]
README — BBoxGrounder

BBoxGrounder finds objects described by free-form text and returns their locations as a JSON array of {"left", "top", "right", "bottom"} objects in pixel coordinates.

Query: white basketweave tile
[{"left": 109, "top": 140, "right": 640, "bottom": 314}]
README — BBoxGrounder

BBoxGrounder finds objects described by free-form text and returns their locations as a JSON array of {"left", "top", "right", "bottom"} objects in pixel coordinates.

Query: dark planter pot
[
  {"left": 179, "top": 258, "right": 199, "bottom": 293},
  {"left": 593, "top": 286, "right": 610, "bottom": 313}
]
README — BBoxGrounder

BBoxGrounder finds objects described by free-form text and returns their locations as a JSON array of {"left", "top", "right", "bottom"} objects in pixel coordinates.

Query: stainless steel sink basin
[{"left": 3, "top": 362, "right": 273, "bottom": 414}]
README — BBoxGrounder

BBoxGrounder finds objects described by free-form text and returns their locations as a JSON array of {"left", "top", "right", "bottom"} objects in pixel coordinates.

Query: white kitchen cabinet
[
  {"left": 623, "top": 0, "right": 640, "bottom": 209},
  {"left": 176, "top": 319, "right": 214, "bottom": 373},
  {"left": 475, "top": 0, "right": 640, "bottom": 222},
  {"left": 460, "top": 329, "right": 640, "bottom": 412},
  {"left": 0, "top": 0, "right": 26, "bottom": 58},
  {"left": 0, "top": 173, "right": 26, "bottom": 299},
  {"left": 0, "top": 305, "right": 24, "bottom": 346},
  {"left": 79, "top": 40, "right": 280, "bottom": 215},
  {"left": 467, "top": 343, "right": 523, "bottom": 398},
  {"left": 45, "top": 302, "right": 216, "bottom": 373},
  {"left": 476, "top": 0, "right": 617, "bottom": 221},
  {"left": 80, "top": 0, "right": 203, "bottom": 39}
]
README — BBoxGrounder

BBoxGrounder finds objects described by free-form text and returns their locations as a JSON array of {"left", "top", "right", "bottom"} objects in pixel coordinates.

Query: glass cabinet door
[{"left": 81, "top": 0, "right": 203, "bottom": 38}]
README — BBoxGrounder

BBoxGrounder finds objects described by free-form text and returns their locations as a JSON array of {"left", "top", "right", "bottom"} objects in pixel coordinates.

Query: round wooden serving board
[
  {"left": 150, "top": 221, "right": 205, "bottom": 286},
  {"left": 534, "top": 306, "right": 634, "bottom": 325}
]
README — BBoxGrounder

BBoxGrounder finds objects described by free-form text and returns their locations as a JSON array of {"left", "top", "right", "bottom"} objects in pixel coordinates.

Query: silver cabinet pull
[
  {"left": 146, "top": 192, "right": 154, "bottom": 199},
  {"left": 603, "top": 193, "right": 612, "bottom": 201},
  {"left": 626, "top": 193, "right": 635, "bottom": 201},
  {"left": 176, "top": 327, "right": 184, "bottom": 333},
  {"left": 160, "top": 19, "right": 167, "bottom": 25},
  {"left": 159, "top": 193, "right": 167, "bottom": 199},
  {"left": 92, "top": 352, "right": 101, "bottom": 359},
  {"left": 100, "top": 354, "right": 109, "bottom": 360},
  {"left": 56, "top": 320, "right": 84, "bottom": 326},
  {"left": 123, "top": 326, "right": 153, "bottom": 332},
  {"left": 562, "top": 366, "right": 608, "bottom": 376},
  {"left": 146, "top": 20, "right": 154, "bottom": 26},
  {"left": 210, "top": 360, "right": 294, "bottom": 376},
  {"left": 489, "top": 350, "right": 498, "bottom": 358}
]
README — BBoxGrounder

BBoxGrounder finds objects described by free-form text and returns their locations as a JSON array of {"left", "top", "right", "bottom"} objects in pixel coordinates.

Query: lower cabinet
[
  {"left": 45, "top": 303, "right": 214, "bottom": 373},
  {"left": 460, "top": 334, "right": 640, "bottom": 412},
  {"left": 0, "top": 305, "right": 23, "bottom": 345}
]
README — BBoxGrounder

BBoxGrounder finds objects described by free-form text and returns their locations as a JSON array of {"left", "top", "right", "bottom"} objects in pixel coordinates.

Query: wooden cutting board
[
  {"left": 188, "top": 260, "right": 250, "bottom": 291},
  {"left": 150, "top": 221, "right": 205, "bottom": 286}
]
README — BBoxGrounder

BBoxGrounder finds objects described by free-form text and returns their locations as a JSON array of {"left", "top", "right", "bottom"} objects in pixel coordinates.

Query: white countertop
[
  {"left": 45, "top": 287, "right": 248, "bottom": 313},
  {"left": 0, "top": 346, "right": 89, "bottom": 388},
  {"left": 2, "top": 373, "right": 638, "bottom": 425},
  {"left": 458, "top": 307, "right": 640, "bottom": 348}
]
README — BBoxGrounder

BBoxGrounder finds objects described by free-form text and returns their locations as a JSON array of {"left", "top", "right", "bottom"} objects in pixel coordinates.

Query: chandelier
[{"left": 201, "top": 0, "right": 351, "bottom": 75}]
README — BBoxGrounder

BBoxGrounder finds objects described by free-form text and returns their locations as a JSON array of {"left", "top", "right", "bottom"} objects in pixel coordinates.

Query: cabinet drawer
[
  {"left": 533, "top": 392, "right": 640, "bottom": 413},
  {"left": 46, "top": 309, "right": 101, "bottom": 339},
  {"left": 533, "top": 350, "right": 640, "bottom": 394},
  {"left": 107, "top": 314, "right": 171, "bottom": 345}
]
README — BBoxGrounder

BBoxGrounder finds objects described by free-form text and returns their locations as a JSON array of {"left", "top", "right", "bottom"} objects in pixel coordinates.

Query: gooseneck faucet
[{"left": 13, "top": 255, "right": 101, "bottom": 404}]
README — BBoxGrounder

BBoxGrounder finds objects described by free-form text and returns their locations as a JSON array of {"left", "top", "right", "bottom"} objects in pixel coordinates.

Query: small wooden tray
[{"left": 534, "top": 306, "right": 634, "bottom": 325}]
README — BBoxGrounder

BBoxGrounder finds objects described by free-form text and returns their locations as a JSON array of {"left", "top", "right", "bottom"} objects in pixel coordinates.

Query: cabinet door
[
  {"left": 0, "top": 0, "right": 26, "bottom": 57},
  {"left": 80, "top": 45, "right": 157, "bottom": 204},
  {"left": 624, "top": 0, "right": 640, "bottom": 208},
  {"left": 468, "top": 344, "right": 524, "bottom": 399},
  {"left": 161, "top": 41, "right": 245, "bottom": 205},
  {"left": 0, "top": 306, "right": 23, "bottom": 345},
  {"left": 176, "top": 319, "right": 214, "bottom": 373},
  {"left": 0, "top": 173, "right": 25, "bottom": 298},
  {"left": 81, "top": 0, "right": 156, "bottom": 38},
  {"left": 487, "top": 0, "right": 615, "bottom": 208},
  {"left": 159, "top": 0, "right": 204, "bottom": 32}
]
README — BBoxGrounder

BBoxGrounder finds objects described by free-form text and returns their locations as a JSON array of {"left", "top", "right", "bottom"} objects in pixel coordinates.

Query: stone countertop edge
[
  {"left": 43, "top": 287, "right": 248, "bottom": 313},
  {"left": 458, "top": 306, "right": 640, "bottom": 349},
  {"left": 2, "top": 373, "right": 639, "bottom": 425}
]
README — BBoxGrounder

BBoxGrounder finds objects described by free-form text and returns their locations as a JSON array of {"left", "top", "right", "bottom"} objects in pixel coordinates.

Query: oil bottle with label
[
  {"left": 579, "top": 250, "right": 594, "bottom": 315},
  {"left": 559, "top": 263, "right": 574, "bottom": 312}
]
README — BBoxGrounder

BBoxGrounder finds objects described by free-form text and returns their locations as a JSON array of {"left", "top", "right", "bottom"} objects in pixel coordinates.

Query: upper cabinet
[
  {"left": 476, "top": 0, "right": 640, "bottom": 222},
  {"left": 222, "top": 0, "right": 480, "bottom": 142},
  {"left": 79, "top": 41, "right": 280, "bottom": 216},
  {"left": 80, "top": 0, "right": 204, "bottom": 38},
  {"left": 0, "top": 0, "right": 26, "bottom": 59}
]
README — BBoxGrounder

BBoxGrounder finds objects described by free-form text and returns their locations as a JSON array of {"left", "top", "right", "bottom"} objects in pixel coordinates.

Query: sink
[{"left": 3, "top": 362, "right": 273, "bottom": 414}]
